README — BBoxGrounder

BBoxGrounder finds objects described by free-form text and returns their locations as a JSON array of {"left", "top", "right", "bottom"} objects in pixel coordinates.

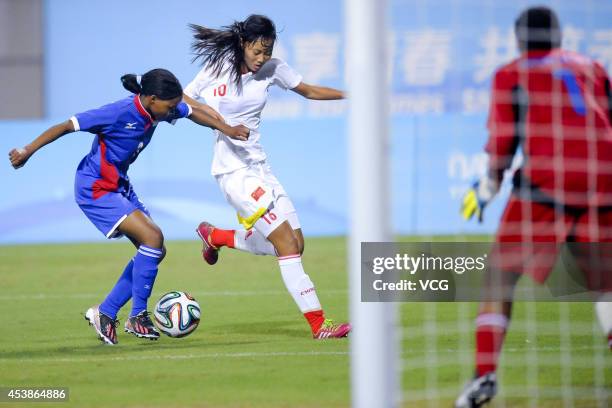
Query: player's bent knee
[
  {"left": 293, "top": 228, "right": 305, "bottom": 255},
  {"left": 142, "top": 227, "right": 164, "bottom": 250},
  {"left": 282, "top": 236, "right": 300, "bottom": 256},
  {"left": 271, "top": 235, "right": 300, "bottom": 257}
]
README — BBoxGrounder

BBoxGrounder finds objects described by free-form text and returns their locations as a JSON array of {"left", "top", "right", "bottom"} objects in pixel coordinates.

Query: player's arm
[
  {"left": 462, "top": 70, "right": 517, "bottom": 222},
  {"left": 182, "top": 67, "right": 225, "bottom": 122},
  {"left": 593, "top": 61, "right": 612, "bottom": 123},
  {"left": 183, "top": 94, "right": 224, "bottom": 122},
  {"left": 187, "top": 104, "right": 250, "bottom": 141},
  {"left": 485, "top": 71, "right": 520, "bottom": 185},
  {"left": 291, "top": 82, "right": 344, "bottom": 100},
  {"left": 8, "top": 120, "right": 75, "bottom": 169},
  {"left": 606, "top": 77, "right": 611, "bottom": 123}
]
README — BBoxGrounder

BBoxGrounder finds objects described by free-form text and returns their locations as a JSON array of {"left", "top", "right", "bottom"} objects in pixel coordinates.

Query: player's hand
[
  {"left": 461, "top": 176, "right": 499, "bottom": 223},
  {"left": 8, "top": 146, "right": 31, "bottom": 169},
  {"left": 225, "top": 124, "right": 250, "bottom": 141}
]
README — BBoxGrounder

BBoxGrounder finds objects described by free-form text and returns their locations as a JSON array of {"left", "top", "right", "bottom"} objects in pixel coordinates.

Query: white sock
[
  {"left": 595, "top": 293, "right": 612, "bottom": 334},
  {"left": 476, "top": 313, "right": 509, "bottom": 329},
  {"left": 233, "top": 229, "right": 276, "bottom": 256},
  {"left": 278, "top": 255, "right": 321, "bottom": 313}
]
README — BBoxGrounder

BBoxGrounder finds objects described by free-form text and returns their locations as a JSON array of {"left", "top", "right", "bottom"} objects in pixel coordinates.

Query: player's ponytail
[
  {"left": 121, "top": 69, "right": 183, "bottom": 100},
  {"left": 190, "top": 14, "right": 277, "bottom": 88},
  {"left": 121, "top": 74, "right": 142, "bottom": 94}
]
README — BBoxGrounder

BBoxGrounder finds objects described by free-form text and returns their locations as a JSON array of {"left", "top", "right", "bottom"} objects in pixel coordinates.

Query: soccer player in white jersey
[{"left": 183, "top": 15, "right": 350, "bottom": 339}]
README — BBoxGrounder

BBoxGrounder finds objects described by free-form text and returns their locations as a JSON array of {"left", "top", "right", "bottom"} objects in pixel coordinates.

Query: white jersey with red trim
[{"left": 184, "top": 58, "right": 302, "bottom": 176}]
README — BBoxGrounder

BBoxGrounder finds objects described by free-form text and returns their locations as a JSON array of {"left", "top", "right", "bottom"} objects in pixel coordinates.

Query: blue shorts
[{"left": 77, "top": 187, "right": 150, "bottom": 239}]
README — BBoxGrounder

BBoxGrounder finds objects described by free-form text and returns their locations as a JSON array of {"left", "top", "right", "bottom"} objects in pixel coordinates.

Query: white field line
[
  {"left": 0, "top": 351, "right": 349, "bottom": 364},
  {"left": 0, "top": 289, "right": 348, "bottom": 301},
  {"left": 1, "top": 344, "right": 602, "bottom": 365}
]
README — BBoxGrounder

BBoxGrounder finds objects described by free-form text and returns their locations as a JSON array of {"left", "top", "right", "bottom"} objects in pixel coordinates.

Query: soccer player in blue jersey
[{"left": 9, "top": 68, "right": 249, "bottom": 345}]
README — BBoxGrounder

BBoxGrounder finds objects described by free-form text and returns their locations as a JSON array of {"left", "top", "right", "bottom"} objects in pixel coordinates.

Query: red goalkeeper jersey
[{"left": 486, "top": 48, "right": 612, "bottom": 207}]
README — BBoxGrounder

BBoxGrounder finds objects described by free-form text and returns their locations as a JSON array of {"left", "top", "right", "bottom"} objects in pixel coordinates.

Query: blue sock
[
  {"left": 131, "top": 245, "right": 163, "bottom": 317},
  {"left": 99, "top": 259, "right": 134, "bottom": 319}
]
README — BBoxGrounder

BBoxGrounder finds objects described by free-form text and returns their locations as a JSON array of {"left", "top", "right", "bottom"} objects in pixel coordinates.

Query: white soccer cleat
[{"left": 455, "top": 372, "right": 497, "bottom": 408}]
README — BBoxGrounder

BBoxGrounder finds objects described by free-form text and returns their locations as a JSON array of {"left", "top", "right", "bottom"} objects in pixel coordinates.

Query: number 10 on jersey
[{"left": 213, "top": 84, "right": 227, "bottom": 97}]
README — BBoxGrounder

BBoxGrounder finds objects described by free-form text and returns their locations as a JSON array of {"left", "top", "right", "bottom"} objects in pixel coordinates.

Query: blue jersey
[{"left": 71, "top": 95, "right": 191, "bottom": 202}]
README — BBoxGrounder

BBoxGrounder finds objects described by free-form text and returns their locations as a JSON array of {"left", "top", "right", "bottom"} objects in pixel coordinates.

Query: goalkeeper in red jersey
[{"left": 456, "top": 6, "right": 612, "bottom": 407}]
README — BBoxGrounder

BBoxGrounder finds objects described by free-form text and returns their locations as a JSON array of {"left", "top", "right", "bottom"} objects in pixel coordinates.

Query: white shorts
[{"left": 215, "top": 162, "right": 301, "bottom": 237}]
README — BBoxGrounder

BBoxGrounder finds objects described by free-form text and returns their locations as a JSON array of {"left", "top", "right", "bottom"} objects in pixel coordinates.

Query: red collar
[
  {"left": 134, "top": 94, "right": 153, "bottom": 121},
  {"left": 523, "top": 49, "right": 558, "bottom": 59}
]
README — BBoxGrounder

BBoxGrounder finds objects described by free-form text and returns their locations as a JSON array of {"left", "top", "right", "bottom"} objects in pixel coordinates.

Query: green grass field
[{"left": 0, "top": 237, "right": 609, "bottom": 407}]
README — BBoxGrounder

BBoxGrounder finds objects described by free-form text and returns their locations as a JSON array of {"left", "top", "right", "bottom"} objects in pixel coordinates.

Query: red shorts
[{"left": 491, "top": 195, "right": 612, "bottom": 290}]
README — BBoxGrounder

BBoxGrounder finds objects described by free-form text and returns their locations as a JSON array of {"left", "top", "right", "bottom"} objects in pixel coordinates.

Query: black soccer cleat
[
  {"left": 84, "top": 305, "right": 119, "bottom": 345},
  {"left": 124, "top": 311, "right": 160, "bottom": 340},
  {"left": 455, "top": 372, "right": 497, "bottom": 408}
]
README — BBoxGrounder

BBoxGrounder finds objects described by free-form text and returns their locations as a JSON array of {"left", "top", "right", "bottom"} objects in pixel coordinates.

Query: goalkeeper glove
[{"left": 461, "top": 176, "right": 499, "bottom": 223}]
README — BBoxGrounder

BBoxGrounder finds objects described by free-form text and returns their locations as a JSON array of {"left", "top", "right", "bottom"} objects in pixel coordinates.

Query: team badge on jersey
[{"left": 251, "top": 186, "right": 266, "bottom": 202}]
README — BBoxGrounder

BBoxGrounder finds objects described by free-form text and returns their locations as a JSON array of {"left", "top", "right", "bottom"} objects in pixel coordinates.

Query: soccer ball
[{"left": 153, "top": 291, "right": 201, "bottom": 338}]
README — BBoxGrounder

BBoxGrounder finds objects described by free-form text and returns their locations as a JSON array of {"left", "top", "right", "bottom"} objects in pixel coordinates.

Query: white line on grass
[
  {"left": 0, "top": 350, "right": 349, "bottom": 364},
  {"left": 0, "top": 289, "right": 348, "bottom": 301},
  {"left": 2, "top": 343, "right": 602, "bottom": 365}
]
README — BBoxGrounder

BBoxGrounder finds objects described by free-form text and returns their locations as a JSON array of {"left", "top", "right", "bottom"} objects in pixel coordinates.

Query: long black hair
[
  {"left": 120, "top": 68, "right": 183, "bottom": 100},
  {"left": 189, "top": 14, "right": 277, "bottom": 87},
  {"left": 515, "top": 6, "right": 562, "bottom": 51}
]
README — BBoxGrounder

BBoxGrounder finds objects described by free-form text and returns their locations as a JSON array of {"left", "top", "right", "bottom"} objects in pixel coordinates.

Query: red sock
[
  {"left": 475, "top": 313, "right": 508, "bottom": 377},
  {"left": 211, "top": 228, "right": 235, "bottom": 248},
  {"left": 304, "top": 310, "right": 325, "bottom": 334}
]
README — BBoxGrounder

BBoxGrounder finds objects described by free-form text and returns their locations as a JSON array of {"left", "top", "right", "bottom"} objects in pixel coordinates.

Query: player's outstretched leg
[
  {"left": 124, "top": 311, "right": 160, "bottom": 340},
  {"left": 234, "top": 228, "right": 276, "bottom": 255},
  {"left": 196, "top": 221, "right": 277, "bottom": 264},
  {"left": 84, "top": 305, "right": 119, "bottom": 345},
  {"left": 454, "top": 372, "right": 497, "bottom": 408}
]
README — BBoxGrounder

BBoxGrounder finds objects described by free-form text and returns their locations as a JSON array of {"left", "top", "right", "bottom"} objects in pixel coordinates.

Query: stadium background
[
  {"left": 1, "top": 2, "right": 611, "bottom": 407},
  {"left": 1, "top": 0, "right": 610, "bottom": 244}
]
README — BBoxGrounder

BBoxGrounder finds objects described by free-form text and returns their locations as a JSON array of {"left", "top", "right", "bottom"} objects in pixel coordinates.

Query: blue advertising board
[{"left": 1, "top": 0, "right": 610, "bottom": 243}]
